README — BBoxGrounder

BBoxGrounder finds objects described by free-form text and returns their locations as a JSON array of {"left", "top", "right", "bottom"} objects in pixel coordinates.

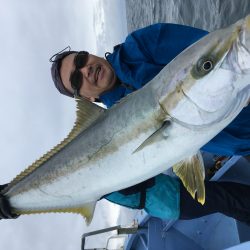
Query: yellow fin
[
  {"left": 6, "top": 98, "right": 105, "bottom": 191},
  {"left": 173, "top": 152, "right": 205, "bottom": 205},
  {"left": 14, "top": 201, "right": 96, "bottom": 226}
]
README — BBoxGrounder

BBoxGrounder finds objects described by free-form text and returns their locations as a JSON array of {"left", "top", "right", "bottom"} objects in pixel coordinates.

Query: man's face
[{"left": 60, "top": 53, "right": 117, "bottom": 101}]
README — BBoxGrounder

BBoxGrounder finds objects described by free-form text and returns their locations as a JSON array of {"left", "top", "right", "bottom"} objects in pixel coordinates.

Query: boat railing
[{"left": 81, "top": 224, "right": 140, "bottom": 250}]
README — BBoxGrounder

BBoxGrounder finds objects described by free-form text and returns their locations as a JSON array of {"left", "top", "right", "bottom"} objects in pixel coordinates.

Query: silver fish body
[{"left": 4, "top": 15, "right": 250, "bottom": 221}]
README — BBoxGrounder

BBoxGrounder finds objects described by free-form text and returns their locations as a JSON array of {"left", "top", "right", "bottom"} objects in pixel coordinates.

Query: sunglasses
[{"left": 69, "top": 51, "right": 89, "bottom": 98}]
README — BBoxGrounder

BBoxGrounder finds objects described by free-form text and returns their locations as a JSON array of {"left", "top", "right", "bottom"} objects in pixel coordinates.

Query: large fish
[{"left": 3, "top": 15, "right": 250, "bottom": 224}]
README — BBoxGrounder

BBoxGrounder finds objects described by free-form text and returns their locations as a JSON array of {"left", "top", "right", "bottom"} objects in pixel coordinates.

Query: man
[{"left": 1, "top": 23, "right": 250, "bottom": 222}]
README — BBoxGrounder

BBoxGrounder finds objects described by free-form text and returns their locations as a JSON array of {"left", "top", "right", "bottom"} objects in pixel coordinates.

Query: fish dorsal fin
[
  {"left": 7, "top": 98, "right": 105, "bottom": 189},
  {"left": 173, "top": 151, "right": 205, "bottom": 204},
  {"left": 74, "top": 98, "right": 106, "bottom": 131},
  {"left": 14, "top": 201, "right": 97, "bottom": 225}
]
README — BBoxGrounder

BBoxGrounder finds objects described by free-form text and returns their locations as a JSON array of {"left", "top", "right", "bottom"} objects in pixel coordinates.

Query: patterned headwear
[{"left": 50, "top": 47, "right": 78, "bottom": 98}]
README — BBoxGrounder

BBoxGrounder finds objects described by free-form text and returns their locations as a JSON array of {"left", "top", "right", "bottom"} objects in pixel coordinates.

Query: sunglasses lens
[
  {"left": 70, "top": 71, "right": 82, "bottom": 90},
  {"left": 75, "top": 52, "right": 88, "bottom": 68},
  {"left": 69, "top": 51, "right": 89, "bottom": 97}
]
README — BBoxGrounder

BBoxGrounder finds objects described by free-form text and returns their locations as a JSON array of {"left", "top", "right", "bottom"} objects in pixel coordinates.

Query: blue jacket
[{"left": 101, "top": 23, "right": 250, "bottom": 219}]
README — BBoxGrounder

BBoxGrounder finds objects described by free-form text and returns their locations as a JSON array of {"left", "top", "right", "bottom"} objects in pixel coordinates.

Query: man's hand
[{"left": 0, "top": 184, "right": 19, "bottom": 219}]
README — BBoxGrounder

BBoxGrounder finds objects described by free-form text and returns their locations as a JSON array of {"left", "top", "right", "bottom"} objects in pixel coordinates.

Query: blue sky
[{"left": 0, "top": 0, "right": 134, "bottom": 249}]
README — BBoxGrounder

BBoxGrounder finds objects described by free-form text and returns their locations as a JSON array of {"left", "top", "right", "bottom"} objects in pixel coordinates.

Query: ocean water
[{"left": 125, "top": 0, "right": 250, "bottom": 32}]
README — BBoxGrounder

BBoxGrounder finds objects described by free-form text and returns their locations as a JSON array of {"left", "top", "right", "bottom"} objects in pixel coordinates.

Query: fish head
[{"left": 159, "top": 15, "right": 250, "bottom": 127}]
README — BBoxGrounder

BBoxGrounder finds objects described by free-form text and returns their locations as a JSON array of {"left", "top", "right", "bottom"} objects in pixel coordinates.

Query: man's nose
[{"left": 81, "top": 65, "right": 94, "bottom": 81}]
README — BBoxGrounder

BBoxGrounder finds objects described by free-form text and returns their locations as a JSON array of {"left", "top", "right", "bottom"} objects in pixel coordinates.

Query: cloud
[{"left": 92, "top": 0, "right": 128, "bottom": 55}]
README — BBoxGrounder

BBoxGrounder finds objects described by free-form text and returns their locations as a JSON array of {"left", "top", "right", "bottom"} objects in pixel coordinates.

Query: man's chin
[{"left": 99, "top": 81, "right": 113, "bottom": 90}]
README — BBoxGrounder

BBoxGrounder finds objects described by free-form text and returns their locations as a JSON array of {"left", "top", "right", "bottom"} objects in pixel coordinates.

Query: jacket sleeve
[
  {"left": 103, "top": 178, "right": 155, "bottom": 209},
  {"left": 125, "top": 23, "right": 209, "bottom": 65},
  {"left": 104, "top": 174, "right": 181, "bottom": 220},
  {"left": 144, "top": 174, "right": 180, "bottom": 220},
  {"left": 104, "top": 190, "right": 141, "bottom": 209}
]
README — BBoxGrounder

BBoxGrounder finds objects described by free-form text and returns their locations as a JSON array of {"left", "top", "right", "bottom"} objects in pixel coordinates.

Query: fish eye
[
  {"left": 202, "top": 60, "right": 213, "bottom": 71},
  {"left": 197, "top": 58, "right": 214, "bottom": 72},
  {"left": 192, "top": 57, "right": 215, "bottom": 78}
]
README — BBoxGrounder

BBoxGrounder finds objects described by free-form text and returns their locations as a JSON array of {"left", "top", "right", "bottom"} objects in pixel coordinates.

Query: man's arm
[
  {"left": 0, "top": 184, "right": 19, "bottom": 219},
  {"left": 128, "top": 23, "right": 209, "bottom": 65}
]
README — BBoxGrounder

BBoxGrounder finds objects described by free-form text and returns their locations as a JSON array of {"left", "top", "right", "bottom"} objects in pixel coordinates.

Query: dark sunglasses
[{"left": 69, "top": 51, "right": 89, "bottom": 98}]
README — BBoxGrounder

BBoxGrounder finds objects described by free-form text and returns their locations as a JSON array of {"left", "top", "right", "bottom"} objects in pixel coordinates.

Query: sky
[{"left": 0, "top": 0, "right": 136, "bottom": 249}]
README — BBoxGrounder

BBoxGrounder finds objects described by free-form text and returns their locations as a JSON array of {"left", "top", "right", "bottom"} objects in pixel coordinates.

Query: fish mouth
[
  {"left": 238, "top": 15, "right": 250, "bottom": 55},
  {"left": 243, "top": 14, "right": 250, "bottom": 37},
  {"left": 218, "top": 15, "right": 250, "bottom": 75}
]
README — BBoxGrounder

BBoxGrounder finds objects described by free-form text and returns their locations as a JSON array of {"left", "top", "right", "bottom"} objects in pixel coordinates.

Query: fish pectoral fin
[
  {"left": 133, "top": 120, "right": 171, "bottom": 153},
  {"left": 173, "top": 151, "right": 205, "bottom": 205}
]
